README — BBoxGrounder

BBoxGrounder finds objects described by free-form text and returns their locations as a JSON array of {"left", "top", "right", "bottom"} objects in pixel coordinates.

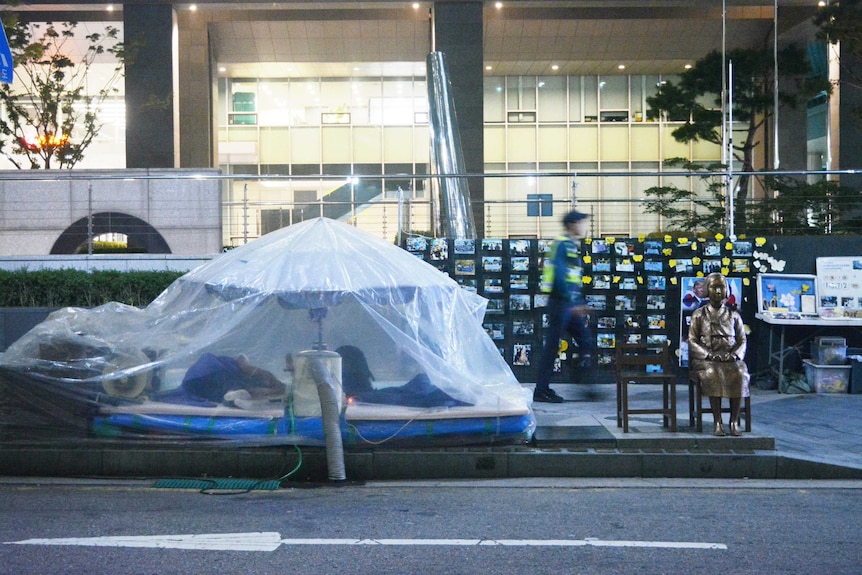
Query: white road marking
[
  {"left": 7, "top": 532, "right": 284, "bottom": 552},
  {"left": 6, "top": 533, "right": 727, "bottom": 551}
]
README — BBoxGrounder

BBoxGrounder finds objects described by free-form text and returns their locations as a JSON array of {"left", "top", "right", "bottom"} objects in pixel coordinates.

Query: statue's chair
[
  {"left": 688, "top": 376, "right": 752, "bottom": 433},
  {"left": 615, "top": 341, "right": 677, "bottom": 433}
]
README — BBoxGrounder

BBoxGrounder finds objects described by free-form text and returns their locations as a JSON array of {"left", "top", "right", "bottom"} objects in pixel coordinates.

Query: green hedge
[{"left": 0, "top": 269, "right": 185, "bottom": 308}]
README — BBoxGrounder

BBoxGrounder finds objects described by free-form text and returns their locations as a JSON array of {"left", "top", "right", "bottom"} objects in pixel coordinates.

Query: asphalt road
[{"left": 1, "top": 477, "right": 861, "bottom": 575}]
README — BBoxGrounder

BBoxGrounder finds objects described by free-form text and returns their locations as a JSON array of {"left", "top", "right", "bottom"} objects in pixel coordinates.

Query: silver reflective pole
[
  {"left": 774, "top": 0, "right": 780, "bottom": 170},
  {"left": 728, "top": 60, "right": 735, "bottom": 239}
]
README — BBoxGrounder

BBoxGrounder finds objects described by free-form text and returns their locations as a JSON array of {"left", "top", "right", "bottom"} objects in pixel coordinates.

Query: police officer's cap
[{"left": 562, "top": 210, "right": 589, "bottom": 225}]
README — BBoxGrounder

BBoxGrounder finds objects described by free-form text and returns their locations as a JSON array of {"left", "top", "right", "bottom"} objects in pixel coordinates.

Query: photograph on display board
[
  {"left": 486, "top": 298, "right": 505, "bottom": 315},
  {"left": 482, "top": 238, "right": 503, "bottom": 252},
  {"left": 615, "top": 240, "right": 637, "bottom": 256},
  {"left": 703, "top": 241, "right": 722, "bottom": 257},
  {"left": 513, "top": 344, "right": 531, "bottom": 366},
  {"left": 510, "top": 295, "right": 531, "bottom": 311},
  {"left": 509, "top": 239, "right": 531, "bottom": 256},
  {"left": 597, "top": 316, "right": 617, "bottom": 329},
  {"left": 593, "top": 257, "right": 611, "bottom": 272},
  {"left": 614, "top": 294, "right": 635, "bottom": 310},
  {"left": 454, "top": 259, "right": 476, "bottom": 275},
  {"left": 484, "top": 323, "right": 505, "bottom": 340},
  {"left": 405, "top": 236, "right": 428, "bottom": 252},
  {"left": 430, "top": 238, "right": 448, "bottom": 261},
  {"left": 617, "top": 258, "right": 635, "bottom": 272},
  {"left": 513, "top": 320, "right": 534, "bottom": 336},
  {"left": 538, "top": 239, "right": 553, "bottom": 254},
  {"left": 454, "top": 239, "right": 475, "bottom": 255},
  {"left": 678, "top": 275, "right": 742, "bottom": 366},
  {"left": 592, "top": 239, "right": 610, "bottom": 254},
  {"left": 482, "top": 256, "right": 503, "bottom": 273},
  {"left": 512, "top": 256, "right": 530, "bottom": 272},
  {"left": 510, "top": 274, "right": 529, "bottom": 290},
  {"left": 534, "top": 294, "right": 549, "bottom": 308},
  {"left": 484, "top": 277, "right": 504, "bottom": 294},
  {"left": 644, "top": 240, "right": 662, "bottom": 255},
  {"left": 458, "top": 278, "right": 477, "bottom": 293},
  {"left": 646, "top": 294, "right": 666, "bottom": 309},
  {"left": 586, "top": 294, "right": 606, "bottom": 310},
  {"left": 644, "top": 259, "right": 663, "bottom": 272}
]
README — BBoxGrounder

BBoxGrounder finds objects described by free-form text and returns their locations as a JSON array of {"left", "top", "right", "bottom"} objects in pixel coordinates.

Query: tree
[
  {"left": 646, "top": 45, "right": 830, "bottom": 231},
  {"left": 0, "top": 18, "right": 128, "bottom": 169},
  {"left": 643, "top": 161, "right": 862, "bottom": 236},
  {"left": 747, "top": 176, "right": 862, "bottom": 235},
  {"left": 815, "top": 0, "right": 862, "bottom": 90}
]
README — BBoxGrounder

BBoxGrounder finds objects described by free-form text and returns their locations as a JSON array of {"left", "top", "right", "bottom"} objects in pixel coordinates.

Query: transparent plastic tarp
[{"left": 0, "top": 218, "right": 534, "bottom": 446}]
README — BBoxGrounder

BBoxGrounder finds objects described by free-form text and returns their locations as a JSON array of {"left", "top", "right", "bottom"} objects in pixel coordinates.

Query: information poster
[
  {"left": 816, "top": 256, "right": 862, "bottom": 314},
  {"left": 678, "top": 275, "right": 743, "bottom": 367}
]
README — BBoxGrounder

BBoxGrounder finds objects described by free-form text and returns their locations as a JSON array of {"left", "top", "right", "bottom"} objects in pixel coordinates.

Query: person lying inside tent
[
  {"left": 336, "top": 345, "right": 471, "bottom": 408},
  {"left": 157, "top": 353, "right": 286, "bottom": 406}
]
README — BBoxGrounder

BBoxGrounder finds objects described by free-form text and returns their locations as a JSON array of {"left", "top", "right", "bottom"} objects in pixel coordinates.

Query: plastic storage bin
[
  {"left": 803, "top": 359, "right": 851, "bottom": 393},
  {"left": 810, "top": 336, "right": 847, "bottom": 365}
]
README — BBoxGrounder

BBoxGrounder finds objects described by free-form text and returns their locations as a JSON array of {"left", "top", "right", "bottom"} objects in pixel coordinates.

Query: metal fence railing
[{"left": 0, "top": 168, "right": 858, "bottom": 257}]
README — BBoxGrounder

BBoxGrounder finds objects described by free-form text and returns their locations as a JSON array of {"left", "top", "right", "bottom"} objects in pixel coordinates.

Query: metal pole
[
  {"left": 728, "top": 60, "right": 735, "bottom": 239},
  {"left": 242, "top": 181, "right": 248, "bottom": 244},
  {"left": 774, "top": 0, "right": 780, "bottom": 170},
  {"left": 721, "top": 0, "right": 727, "bottom": 168},
  {"left": 87, "top": 181, "right": 94, "bottom": 256}
]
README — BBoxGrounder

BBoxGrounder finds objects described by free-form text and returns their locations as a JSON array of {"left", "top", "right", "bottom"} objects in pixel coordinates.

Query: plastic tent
[{"left": 0, "top": 218, "right": 534, "bottom": 446}]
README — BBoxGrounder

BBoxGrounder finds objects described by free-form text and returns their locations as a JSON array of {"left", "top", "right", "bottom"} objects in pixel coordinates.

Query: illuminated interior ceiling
[{"left": 11, "top": 1, "right": 821, "bottom": 78}]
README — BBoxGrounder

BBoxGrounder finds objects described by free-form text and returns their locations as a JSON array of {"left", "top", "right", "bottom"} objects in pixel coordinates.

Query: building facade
[{"left": 7, "top": 1, "right": 849, "bottom": 244}]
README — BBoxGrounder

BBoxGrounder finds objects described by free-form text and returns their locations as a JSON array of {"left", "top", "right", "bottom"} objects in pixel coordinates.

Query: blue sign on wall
[{"left": 0, "top": 25, "right": 13, "bottom": 83}]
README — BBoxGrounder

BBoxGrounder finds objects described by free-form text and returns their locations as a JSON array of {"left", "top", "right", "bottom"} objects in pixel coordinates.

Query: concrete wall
[{"left": 0, "top": 169, "right": 222, "bottom": 256}]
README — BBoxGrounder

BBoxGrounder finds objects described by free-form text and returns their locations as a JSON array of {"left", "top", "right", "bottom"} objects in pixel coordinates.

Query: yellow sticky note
[
  {"left": 743, "top": 277, "right": 751, "bottom": 286},
  {"left": 692, "top": 257, "right": 701, "bottom": 265},
  {"left": 637, "top": 276, "right": 644, "bottom": 284},
  {"left": 721, "top": 267, "right": 730, "bottom": 275},
  {"left": 583, "top": 255, "right": 592, "bottom": 264},
  {"left": 755, "top": 237, "right": 766, "bottom": 246},
  {"left": 715, "top": 233, "right": 725, "bottom": 241},
  {"left": 633, "top": 254, "right": 643, "bottom": 262},
  {"left": 670, "top": 277, "right": 678, "bottom": 285},
  {"left": 664, "top": 235, "right": 672, "bottom": 243},
  {"left": 613, "top": 276, "right": 621, "bottom": 283},
  {"left": 583, "top": 276, "right": 592, "bottom": 284},
  {"left": 669, "top": 259, "right": 677, "bottom": 267},
  {"left": 607, "top": 237, "right": 616, "bottom": 244}
]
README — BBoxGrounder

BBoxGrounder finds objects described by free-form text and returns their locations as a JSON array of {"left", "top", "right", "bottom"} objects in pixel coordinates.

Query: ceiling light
[
  {"left": 486, "top": 65, "right": 493, "bottom": 71},
  {"left": 684, "top": 63, "right": 692, "bottom": 69},
  {"left": 413, "top": 3, "right": 420, "bottom": 8},
  {"left": 551, "top": 64, "right": 559, "bottom": 71},
  {"left": 495, "top": 2, "right": 503, "bottom": 9},
  {"left": 189, "top": 4, "right": 197, "bottom": 11},
  {"left": 618, "top": 64, "right": 626, "bottom": 70},
  {"left": 106, "top": 4, "right": 114, "bottom": 11}
]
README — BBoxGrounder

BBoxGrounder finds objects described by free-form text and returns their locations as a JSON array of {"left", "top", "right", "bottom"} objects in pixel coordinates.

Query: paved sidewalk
[{"left": 529, "top": 382, "right": 862, "bottom": 473}]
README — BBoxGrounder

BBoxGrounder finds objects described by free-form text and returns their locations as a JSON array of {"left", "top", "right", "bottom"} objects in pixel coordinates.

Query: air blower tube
[{"left": 294, "top": 349, "right": 346, "bottom": 481}]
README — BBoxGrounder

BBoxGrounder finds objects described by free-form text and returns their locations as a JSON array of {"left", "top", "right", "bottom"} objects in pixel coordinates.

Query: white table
[{"left": 756, "top": 313, "right": 862, "bottom": 388}]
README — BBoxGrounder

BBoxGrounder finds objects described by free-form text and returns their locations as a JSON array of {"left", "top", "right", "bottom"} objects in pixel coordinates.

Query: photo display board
[
  {"left": 756, "top": 273, "right": 818, "bottom": 318},
  {"left": 403, "top": 234, "right": 761, "bottom": 382}
]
